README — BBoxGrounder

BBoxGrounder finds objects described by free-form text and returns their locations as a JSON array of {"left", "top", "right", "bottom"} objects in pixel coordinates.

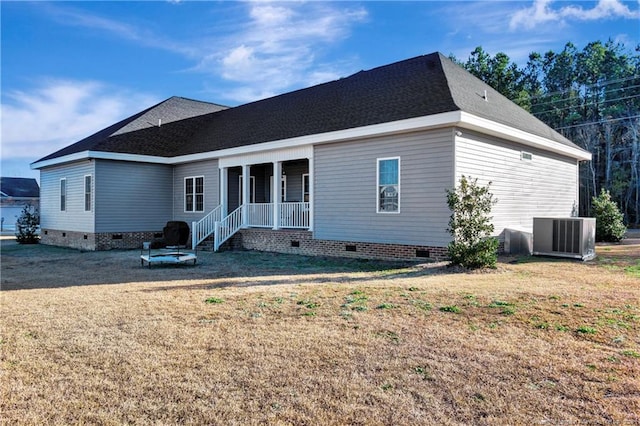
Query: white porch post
[
  {"left": 242, "top": 164, "right": 250, "bottom": 227},
  {"left": 272, "top": 161, "right": 281, "bottom": 230},
  {"left": 220, "top": 167, "right": 228, "bottom": 217},
  {"left": 308, "top": 156, "right": 314, "bottom": 231}
]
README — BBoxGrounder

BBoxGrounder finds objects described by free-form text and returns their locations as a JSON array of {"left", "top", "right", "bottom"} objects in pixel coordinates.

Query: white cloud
[
  {"left": 43, "top": 4, "right": 197, "bottom": 57},
  {"left": 1, "top": 79, "right": 158, "bottom": 161},
  {"left": 40, "top": 2, "right": 368, "bottom": 104},
  {"left": 203, "top": 1, "right": 368, "bottom": 102},
  {"left": 510, "top": 0, "right": 640, "bottom": 30}
]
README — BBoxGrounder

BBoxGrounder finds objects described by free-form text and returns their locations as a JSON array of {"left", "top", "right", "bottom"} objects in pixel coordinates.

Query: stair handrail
[
  {"left": 191, "top": 205, "right": 222, "bottom": 250},
  {"left": 214, "top": 206, "right": 243, "bottom": 251}
]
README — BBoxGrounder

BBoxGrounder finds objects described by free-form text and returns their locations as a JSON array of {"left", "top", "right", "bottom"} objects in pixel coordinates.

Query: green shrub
[
  {"left": 591, "top": 189, "right": 626, "bottom": 242},
  {"left": 15, "top": 205, "right": 39, "bottom": 244},
  {"left": 446, "top": 176, "right": 499, "bottom": 269}
]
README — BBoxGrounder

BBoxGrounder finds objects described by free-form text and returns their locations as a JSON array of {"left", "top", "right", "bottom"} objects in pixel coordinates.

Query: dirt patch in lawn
[{"left": 1, "top": 240, "right": 639, "bottom": 425}]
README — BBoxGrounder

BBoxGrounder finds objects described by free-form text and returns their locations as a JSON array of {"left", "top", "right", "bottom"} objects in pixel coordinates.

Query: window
[
  {"left": 60, "top": 179, "right": 66, "bottom": 211},
  {"left": 302, "top": 174, "right": 309, "bottom": 202},
  {"left": 84, "top": 175, "right": 92, "bottom": 212},
  {"left": 185, "top": 176, "right": 204, "bottom": 212},
  {"left": 377, "top": 157, "right": 400, "bottom": 213}
]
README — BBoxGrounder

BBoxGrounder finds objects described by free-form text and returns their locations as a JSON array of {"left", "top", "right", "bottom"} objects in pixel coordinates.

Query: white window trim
[
  {"left": 60, "top": 178, "right": 67, "bottom": 212},
  {"left": 281, "top": 175, "right": 287, "bottom": 202},
  {"left": 84, "top": 174, "right": 93, "bottom": 212},
  {"left": 239, "top": 175, "right": 256, "bottom": 204},
  {"left": 302, "top": 173, "right": 309, "bottom": 202},
  {"left": 269, "top": 175, "right": 287, "bottom": 203},
  {"left": 376, "top": 157, "right": 400, "bottom": 214},
  {"left": 184, "top": 176, "right": 205, "bottom": 213}
]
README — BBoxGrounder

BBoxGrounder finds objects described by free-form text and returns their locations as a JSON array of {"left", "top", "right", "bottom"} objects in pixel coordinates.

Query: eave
[{"left": 31, "top": 111, "right": 591, "bottom": 170}]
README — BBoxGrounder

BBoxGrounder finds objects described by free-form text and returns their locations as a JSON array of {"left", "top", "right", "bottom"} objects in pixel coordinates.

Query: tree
[
  {"left": 592, "top": 189, "right": 626, "bottom": 242},
  {"left": 463, "top": 47, "right": 526, "bottom": 107},
  {"left": 446, "top": 176, "right": 499, "bottom": 269},
  {"left": 454, "top": 40, "right": 640, "bottom": 224},
  {"left": 15, "top": 205, "right": 40, "bottom": 244}
]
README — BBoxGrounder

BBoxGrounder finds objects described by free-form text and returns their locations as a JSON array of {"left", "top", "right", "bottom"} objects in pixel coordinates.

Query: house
[
  {"left": 0, "top": 177, "right": 40, "bottom": 231},
  {"left": 31, "top": 52, "right": 591, "bottom": 260}
]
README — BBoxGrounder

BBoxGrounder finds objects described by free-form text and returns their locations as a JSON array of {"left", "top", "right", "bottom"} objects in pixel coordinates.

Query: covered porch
[
  {"left": 192, "top": 147, "right": 314, "bottom": 251},
  {"left": 224, "top": 159, "right": 311, "bottom": 230}
]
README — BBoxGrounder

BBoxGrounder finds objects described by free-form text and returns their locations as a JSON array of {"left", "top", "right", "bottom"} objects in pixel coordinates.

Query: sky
[{"left": 1, "top": 0, "right": 639, "bottom": 180}]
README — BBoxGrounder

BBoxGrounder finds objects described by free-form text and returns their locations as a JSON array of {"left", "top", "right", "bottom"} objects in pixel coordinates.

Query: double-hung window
[
  {"left": 84, "top": 175, "right": 92, "bottom": 212},
  {"left": 377, "top": 157, "right": 400, "bottom": 213},
  {"left": 60, "top": 178, "right": 67, "bottom": 211},
  {"left": 185, "top": 176, "right": 204, "bottom": 212}
]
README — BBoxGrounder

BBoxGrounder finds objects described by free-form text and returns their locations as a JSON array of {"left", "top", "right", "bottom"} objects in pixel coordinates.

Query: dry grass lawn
[{"left": 1, "top": 239, "right": 639, "bottom": 425}]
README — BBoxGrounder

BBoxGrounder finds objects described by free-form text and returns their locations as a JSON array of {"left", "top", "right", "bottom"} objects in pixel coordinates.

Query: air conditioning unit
[{"left": 533, "top": 217, "right": 596, "bottom": 261}]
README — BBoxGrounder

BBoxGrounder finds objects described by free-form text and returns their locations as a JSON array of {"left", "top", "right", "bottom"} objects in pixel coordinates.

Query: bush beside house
[
  {"left": 446, "top": 176, "right": 499, "bottom": 269},
  {"left": 592, "top": 189, "right": 626, "bottom": 242},
  {"left": 15, "top": 205, "right": 39, "bottom": 244}
]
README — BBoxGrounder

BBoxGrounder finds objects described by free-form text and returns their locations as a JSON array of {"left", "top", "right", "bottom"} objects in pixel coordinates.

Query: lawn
[{"left": 1, "top": 239, "right": 639, "bottom": 425}]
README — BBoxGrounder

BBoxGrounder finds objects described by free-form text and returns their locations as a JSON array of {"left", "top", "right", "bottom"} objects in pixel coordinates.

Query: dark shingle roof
[
  {"left": 182, "top": 53, "right": 461, "bottom": 155},
  {"left": 36, "top": 97, "right": 226, "bottom": 162},
  {"left": 1, "top": 177, "right": 40, "bottom": 198},
  {"left": 34, "top": 53, "right": 584, "bottom": 164},
  {"left": 439, "top": 56, "right": 577, "bottom": 145}
]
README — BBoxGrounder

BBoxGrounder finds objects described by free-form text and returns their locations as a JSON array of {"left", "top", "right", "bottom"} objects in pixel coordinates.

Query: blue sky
[{"left": 2, "top": 0, "right": 639, "bottom": 180}]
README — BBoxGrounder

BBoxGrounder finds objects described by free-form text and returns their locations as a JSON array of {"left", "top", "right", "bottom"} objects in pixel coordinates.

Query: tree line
[{"left": 451, "top": 41, "right": 640, "bottom": 226}]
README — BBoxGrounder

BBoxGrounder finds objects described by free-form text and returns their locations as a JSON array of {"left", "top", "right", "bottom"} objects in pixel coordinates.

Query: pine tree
[{"left": 15, "top": 205, "right": 40, "bottom": 244}]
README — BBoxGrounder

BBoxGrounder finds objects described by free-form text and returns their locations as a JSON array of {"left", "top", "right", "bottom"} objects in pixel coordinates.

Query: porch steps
[
  {"left": 196, "top": 234, "right": 215, "bottom": 251},
  {"left": 195, "top": 233, "right": 238, "bottom": 252}
]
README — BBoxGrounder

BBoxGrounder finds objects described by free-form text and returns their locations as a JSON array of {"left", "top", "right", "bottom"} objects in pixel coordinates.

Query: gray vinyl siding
[
  {"left": 39, "top": 161, "right": 95, "bottom": 232},
  {"left": 94, "top": 160, "right": 172, "bottom": 232},
  {"left": 314, "top": 128, "right": 454, "bottom": 247},
  {"left": 455, "top": 130, "right": 579, "bottom": 236},
  {"left": 228, "top": 168, "right": 241, "bottom": 212},
  {"left": 173, "top": 159, "right": 219, "bottom": 223},
  {"left": 283, "top": 161, "right": 307, "bottom": 202}
]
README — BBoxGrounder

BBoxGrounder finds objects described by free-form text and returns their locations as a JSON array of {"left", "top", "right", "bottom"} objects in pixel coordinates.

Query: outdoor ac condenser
[{"left": 533, "top": 217, "right": 596, "bottom": 261}]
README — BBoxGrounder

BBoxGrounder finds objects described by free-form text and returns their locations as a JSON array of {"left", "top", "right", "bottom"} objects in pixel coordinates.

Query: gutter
[{"left": 31, "top": 110, "right": 592, "bottom": 169}]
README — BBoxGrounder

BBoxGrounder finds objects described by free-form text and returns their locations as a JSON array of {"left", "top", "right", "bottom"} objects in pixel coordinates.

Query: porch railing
[
  {"left": 280, "top": 202, "right": 310, "bottom": 228},
  {"left": 192, "top": 202, "right": 310, "bottom": 251},
  {"left": 246, "top": 203, "right": 274, "bottom": 228},
  {"left": 191, "top": 205, "right": 222, "bottom": 249},
  {"left": 214, "top": 206, "right": 243, "bottom": 251}
]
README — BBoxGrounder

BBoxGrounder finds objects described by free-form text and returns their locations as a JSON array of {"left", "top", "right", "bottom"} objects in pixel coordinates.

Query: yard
[{"left": 1, "top": 238, "right": 639, "bottom": 425}]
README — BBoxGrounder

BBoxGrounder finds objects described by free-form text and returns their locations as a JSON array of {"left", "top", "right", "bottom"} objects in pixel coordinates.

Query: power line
[
  {"left": 554, "top": 114, "right": 640, "bottom": 130},
  {"left": 527, "top": 84, "right": 640, "bottom": 109},
  {"left": 531, "top": 93, "right": 640, "bottom": 116},
  {"left": 525, "top": 75, "right": 640, "bottom": 100}
]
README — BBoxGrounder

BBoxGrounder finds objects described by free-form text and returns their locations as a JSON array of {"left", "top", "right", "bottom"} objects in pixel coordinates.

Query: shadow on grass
[
  {"left": 8, "top": 239, "right": 633, "bottom": 292},
  {"left": 1, "top": 239, "right": 450, "bottom": 291}
]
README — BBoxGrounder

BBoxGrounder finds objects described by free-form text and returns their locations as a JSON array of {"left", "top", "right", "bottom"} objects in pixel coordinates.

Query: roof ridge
[
  {"left": 438, "top": 53, "right": 578, "bottom": 148},
  {"left": 170, "top": 96, "right": 229, "bottom": 109},
  {"left": 230, "top": 52, "right": 445, "bottom": 109},
  {"left": 33, "top": 52, "right": 589, "bottom": 166}
]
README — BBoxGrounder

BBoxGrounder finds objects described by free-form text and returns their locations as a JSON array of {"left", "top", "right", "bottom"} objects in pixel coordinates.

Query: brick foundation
[
  {"left": 231, "top": 228, "right": 449, "bottom": 261},
  {"left": 40, "top": 227, "right": 498, "bottom": 261},
  {"left": 40, "top": 229, "right": 163, "bottom": 251}
]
